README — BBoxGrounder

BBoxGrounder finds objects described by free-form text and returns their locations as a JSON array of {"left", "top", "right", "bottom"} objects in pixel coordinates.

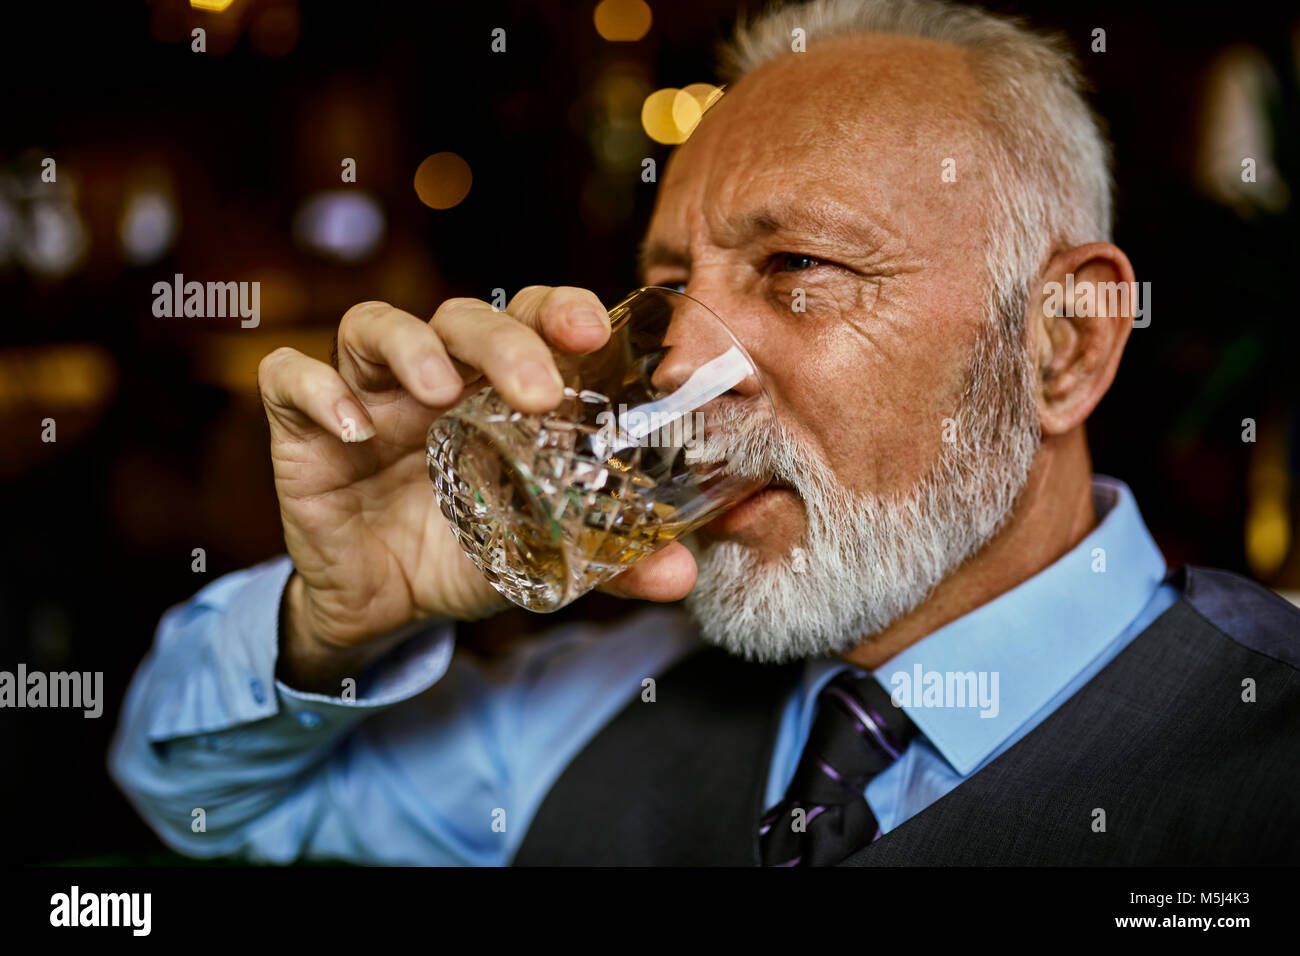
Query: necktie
[{"left": 758, "top": 668, "right": 920, "bottom": 866}]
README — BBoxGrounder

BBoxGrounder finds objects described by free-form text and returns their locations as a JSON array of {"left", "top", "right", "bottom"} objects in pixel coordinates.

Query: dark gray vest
[{"left": 512, "top": 567, "right": 1300, "bottom": 865}]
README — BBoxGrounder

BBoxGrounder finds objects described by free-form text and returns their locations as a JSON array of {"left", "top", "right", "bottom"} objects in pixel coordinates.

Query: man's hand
[{"left": 258, "top": 286, "right": 698, "bottom": 691}]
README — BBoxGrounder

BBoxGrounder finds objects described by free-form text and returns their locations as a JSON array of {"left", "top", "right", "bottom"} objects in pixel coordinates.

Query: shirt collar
[{"left": 805, "top": 476, "right": 1167, "bottom": 777}]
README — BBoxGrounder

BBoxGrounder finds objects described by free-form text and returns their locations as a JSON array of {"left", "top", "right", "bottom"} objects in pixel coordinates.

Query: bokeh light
[
  {"left": 1247, "top": 496, "right": 1291, "bottom": 575},
  {"left": 414, "top": 152, "right": 472, "bottom": 210},
  {"left": 680, "top": 82, "right": 724, "bottom": 114},
  {"left": 671, "top": 90, "right": 704, "bottom": 135},
  {"left": 18, "top": 202, "right": 89, "bottom": 278},
  {"left": 292, "top": 190, "right": 386, "bottom": 262},
  {"left": 119, "top": 189, "right": 178, "bottom": 266},
  {"left": 642, "top": 88, "right": 700, "bottom": 145},
  {"left": 594, "top": 0, "right": 652, "bottom": 42},
  {"left": 0, "top": 343, "right": 116, "bottom": 412}
]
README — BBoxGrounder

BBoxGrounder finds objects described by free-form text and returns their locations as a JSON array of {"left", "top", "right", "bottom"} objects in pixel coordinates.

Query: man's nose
[{"left": 650, "top": 291, "right": 765, "bottom": 400}]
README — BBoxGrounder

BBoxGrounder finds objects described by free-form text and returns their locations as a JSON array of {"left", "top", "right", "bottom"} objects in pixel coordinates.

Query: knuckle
[
  {"left": 541, "top": 286, "right": 602, "bottom": 329},
  {"left": 494, "top": 337, "right": 549, "bottom": 370},
  {"left": 340, "top": 300, "right": 389, "bottom": 327},
  {"left": 435, "top": 296, "right": 482, "bottom": 314},
  {"left": 547, "top": 285, "right": 583, "bottom": 304},
  {"left": 554, "top": 285, "right": 599, "bottom": 307},
  {"left": 257, "top": 346, "right": 298, "bottom": 384},
  {"left": 507, "top": 285, "right": 550, "bottom": 312},
  {"left": 431, "top": 297, "right": 485, "bottom": 331},
  {"left": 541, "top": 285, "right": 581, "bottom": 315}
]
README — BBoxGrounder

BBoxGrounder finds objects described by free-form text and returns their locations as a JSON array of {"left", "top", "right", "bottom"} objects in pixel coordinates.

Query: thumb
[{"left": 598, "top": 541, "right": 698, "bottom": 602}]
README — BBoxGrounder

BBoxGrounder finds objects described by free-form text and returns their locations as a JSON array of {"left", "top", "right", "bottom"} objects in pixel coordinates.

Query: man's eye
[
  {"left": 770, "top": 253, "right": 823, "bottom": 273},
  {"left": 660, "top": 280, "right": 688, "bottom": 294}
]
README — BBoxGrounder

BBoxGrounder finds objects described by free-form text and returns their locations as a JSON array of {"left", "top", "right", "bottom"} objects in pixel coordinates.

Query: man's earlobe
[{"left": 1031, "top": 242, "right": 1137, "bottom": 436}]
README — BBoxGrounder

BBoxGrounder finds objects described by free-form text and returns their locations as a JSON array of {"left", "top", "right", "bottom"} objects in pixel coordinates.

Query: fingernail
[
  {"left": 518, "top": 360, "right": 563, "bottom": 398},
  {"left": 569, "top": 308, "right": 608, "bottom": 330},
  {"left": 335, "top": 400, "right": 375, "bottom": 442}
]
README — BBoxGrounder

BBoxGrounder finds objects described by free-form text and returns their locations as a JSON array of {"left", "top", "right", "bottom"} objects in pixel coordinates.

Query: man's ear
[{"left": 1030, "top": 242, "right": 1137, "bottom": 436}]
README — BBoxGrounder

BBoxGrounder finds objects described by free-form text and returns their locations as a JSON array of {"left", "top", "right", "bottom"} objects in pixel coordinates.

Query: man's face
[{"left": 641, "top": 34, "right": 990, "bottom": 567}]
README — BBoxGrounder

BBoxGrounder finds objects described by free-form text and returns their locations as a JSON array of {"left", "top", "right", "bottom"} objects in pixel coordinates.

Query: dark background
[{"left": 1, "top": 0, "right": 1298, "bottom": 864}]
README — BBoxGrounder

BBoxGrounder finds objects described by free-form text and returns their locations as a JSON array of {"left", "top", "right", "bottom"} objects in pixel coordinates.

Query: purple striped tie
[{"left": 758, "top": 669, "right": 919, "bottom": 866}]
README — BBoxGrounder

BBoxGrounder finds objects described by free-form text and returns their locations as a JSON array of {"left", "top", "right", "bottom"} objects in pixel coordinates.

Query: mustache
[{"left": 686, "top": 401, "right": 828, "bottom": 495}]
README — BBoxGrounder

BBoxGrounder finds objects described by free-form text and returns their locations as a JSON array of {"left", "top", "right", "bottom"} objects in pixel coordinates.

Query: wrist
[{"left": 277, "top": 572, "right": 378, "bottom": 695}]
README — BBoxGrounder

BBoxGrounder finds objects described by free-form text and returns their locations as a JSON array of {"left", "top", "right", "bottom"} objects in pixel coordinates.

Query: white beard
[{"left": 684, "top": 315, "right": 1041, "bottom": 664}]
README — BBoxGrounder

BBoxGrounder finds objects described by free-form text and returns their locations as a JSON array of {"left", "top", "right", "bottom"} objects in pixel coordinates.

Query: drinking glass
[{"left": 427, "top": 286, "right": 776, "bottom": 612}]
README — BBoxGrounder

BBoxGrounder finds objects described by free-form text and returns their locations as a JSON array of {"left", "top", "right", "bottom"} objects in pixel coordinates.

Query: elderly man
[{"left": 109, "top": 0, "right": 1299, "bottom": 866}]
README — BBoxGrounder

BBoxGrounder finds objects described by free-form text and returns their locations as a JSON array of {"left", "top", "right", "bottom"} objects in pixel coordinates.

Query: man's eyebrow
[
  {"left": 735, "top": 200, "right": 895, "bottom": 249},
  {"left": 637, "top": 200, "right": 898, "bottom": 281},
  {"left": 637, "top": 239, "right": 689, "bottom": 284}
]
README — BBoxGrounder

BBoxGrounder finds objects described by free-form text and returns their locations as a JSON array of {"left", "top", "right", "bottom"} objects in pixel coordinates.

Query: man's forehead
[
  {"left": 713, "top": 32, "right": 978, "bottom": 139},
  {"left": 642, "top": 33, "right": 978, "bottom": 262}
]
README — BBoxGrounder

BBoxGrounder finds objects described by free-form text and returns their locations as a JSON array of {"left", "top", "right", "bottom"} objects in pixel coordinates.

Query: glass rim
[{"left": 630, "top": 284, "right": 779, "bottom": 431}]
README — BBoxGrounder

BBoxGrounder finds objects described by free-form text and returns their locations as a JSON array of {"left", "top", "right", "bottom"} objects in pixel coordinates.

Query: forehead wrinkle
[
  {"left": 684, "top": 105, "right": 918, "bottom": 261},
  {"left": 726, "top": 196, "right": 902, "bottom": 254},
  {"left": 639, "top": 192, "right": 905, "bottom": 281}
]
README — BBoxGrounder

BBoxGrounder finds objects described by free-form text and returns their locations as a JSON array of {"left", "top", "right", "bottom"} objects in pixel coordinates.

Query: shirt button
[
  {"left": 249, "top": 677, "right": 266, "bottom": 705},
  {"left": 296, "top": 710, "right": 322, "bottom": 729}
]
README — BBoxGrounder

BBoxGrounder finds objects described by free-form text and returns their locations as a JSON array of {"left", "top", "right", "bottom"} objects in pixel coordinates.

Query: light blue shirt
[{"left": 108, "top": 475, "right": 1175, "bottom": 865}]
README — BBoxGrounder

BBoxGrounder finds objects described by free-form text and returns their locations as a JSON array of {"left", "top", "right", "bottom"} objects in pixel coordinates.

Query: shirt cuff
[
  {"left": 146, "top": 555, "right": 455, "bottom": 742},
  {"left": 274, "top": 620, "right": 456, "bottom": 728}
]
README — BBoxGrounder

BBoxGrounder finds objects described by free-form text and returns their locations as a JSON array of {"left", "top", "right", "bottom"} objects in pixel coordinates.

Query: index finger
[{"left": 506, "top": 285, "right": 612, "bottom": 355}]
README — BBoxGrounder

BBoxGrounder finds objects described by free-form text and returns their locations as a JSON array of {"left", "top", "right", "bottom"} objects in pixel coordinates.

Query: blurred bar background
[{"left": 1, "top": 0, "right": 1298, "bottom": 862}]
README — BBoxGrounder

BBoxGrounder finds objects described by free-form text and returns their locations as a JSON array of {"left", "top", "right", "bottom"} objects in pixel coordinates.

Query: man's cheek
[{"left": 768, "top": 279, "right": 878, "bottom": 326}]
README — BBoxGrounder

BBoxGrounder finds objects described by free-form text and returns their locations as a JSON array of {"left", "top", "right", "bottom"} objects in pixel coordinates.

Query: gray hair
[
  {"left": 714, "top": 0, "right": 1116, "bottom": 511},
  {"left": 717, "top": 0, "right": 1114, "bottom": 301}
]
